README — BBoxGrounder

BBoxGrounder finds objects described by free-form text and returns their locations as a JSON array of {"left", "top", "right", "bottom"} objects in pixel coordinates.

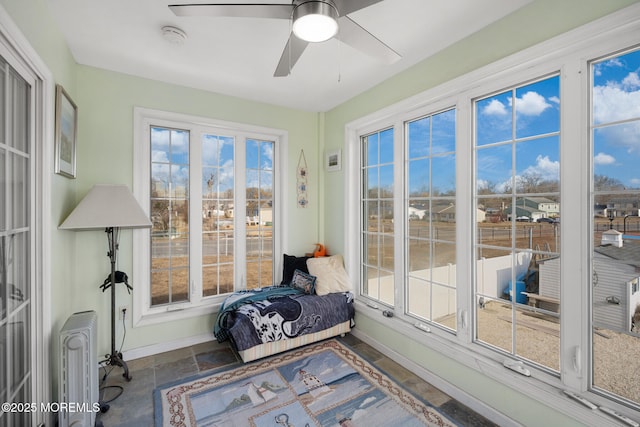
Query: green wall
[
  {"left": 322, "top": 0, "right": 639, "bottom": 425},
  {"left": 72, "top": 66, "right": 320, "bottom": 352}
]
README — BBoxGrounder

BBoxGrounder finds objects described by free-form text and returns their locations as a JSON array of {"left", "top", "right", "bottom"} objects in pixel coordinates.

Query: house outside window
[{"left": 134, "top": 108, "right": 285, "bottom": 323}]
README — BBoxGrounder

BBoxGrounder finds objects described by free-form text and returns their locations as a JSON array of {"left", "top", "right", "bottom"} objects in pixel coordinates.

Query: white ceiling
[{"left": 47, "top": 0, "right": 532, "bottom": 112}]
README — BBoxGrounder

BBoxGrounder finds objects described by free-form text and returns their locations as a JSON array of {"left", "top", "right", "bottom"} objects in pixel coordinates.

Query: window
[
  {"left": 591, "top": 48, "right": 640, "bottom": 405},
  {"left": 474, "top": 75, "right": 561, "bottom": 371},
  {"left": 358, "top": 108, "right": 458, "bottom": 330},
  {"left": 150, "top": 126, "right": 190, "bottom": 305},
  {"left": 361, "top": 128, "right": 394, "bottom": 306},
  {"left": 346, "top": 8, "right": 640, "bottom": 421},
  {"left": 134, "top": 109, "right": 285, "bottom": 323},
  {"left": 406, "top": 109, "right": 456, "bottom": 330}
]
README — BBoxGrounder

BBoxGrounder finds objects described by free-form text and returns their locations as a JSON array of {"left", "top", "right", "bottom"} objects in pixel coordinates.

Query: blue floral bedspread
[{"left": 216, "top": 288, "right": 354, "bottom": 352}]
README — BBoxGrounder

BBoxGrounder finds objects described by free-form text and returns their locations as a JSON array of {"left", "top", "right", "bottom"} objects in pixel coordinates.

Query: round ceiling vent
[{"left": 161, "top": 26, "right": 187, "bottom": 45}]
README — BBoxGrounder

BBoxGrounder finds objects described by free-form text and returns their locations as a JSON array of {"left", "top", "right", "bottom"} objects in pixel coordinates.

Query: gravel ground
[{"left": 473, "top": 301, "right": 640, "bottom": 404}]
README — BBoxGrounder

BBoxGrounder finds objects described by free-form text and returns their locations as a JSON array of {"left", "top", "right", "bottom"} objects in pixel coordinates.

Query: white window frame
[
  {"left": 345, "top": 4, "right": 640, "bottom": 424},
  {"left": 132, "top": 107, "right": 287, "bottom": 326}
]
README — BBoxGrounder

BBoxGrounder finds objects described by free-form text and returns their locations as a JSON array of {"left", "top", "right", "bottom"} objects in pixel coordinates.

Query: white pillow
[{"left": 306, "top": 254, "right": 351, "bottom": 295}]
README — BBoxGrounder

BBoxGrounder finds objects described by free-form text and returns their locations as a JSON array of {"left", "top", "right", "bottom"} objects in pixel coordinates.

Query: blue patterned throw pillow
[{"left": 291, "top": 269, "right": 317, "bottom": 294}]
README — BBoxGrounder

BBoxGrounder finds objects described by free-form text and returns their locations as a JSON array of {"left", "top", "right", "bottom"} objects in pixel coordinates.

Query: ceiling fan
[{"left": 169, "top": 0, "right": 401, "bottom": 77}]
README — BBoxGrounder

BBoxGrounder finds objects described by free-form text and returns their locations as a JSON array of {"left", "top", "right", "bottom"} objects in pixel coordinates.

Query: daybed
[{"left": 214, "top": 254, "right": 355, "bottom": 362}]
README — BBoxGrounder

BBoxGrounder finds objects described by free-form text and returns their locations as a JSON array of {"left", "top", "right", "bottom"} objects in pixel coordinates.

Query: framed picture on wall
[
  {"left": 326, "top": 149, "right": 341, "bottom": 172},
  {"left": 54, "top": 84, "right": 78, "bottom": 178}
]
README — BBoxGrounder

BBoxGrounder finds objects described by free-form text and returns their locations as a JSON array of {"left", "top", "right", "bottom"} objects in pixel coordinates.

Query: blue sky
[
  {"left": 476, "top": 75, "right": 560, "bottom": 193},
  {"left": 151, "top": 129, "right": 274, "bottom": 195},
  {"left": 593, "top": 49, "right": 640, "bottom": 189}
]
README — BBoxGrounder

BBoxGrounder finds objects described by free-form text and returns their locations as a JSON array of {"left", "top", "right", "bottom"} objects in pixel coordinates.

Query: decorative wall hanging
[
  {"left": 54, "top": 84, "right": 78, "bottom": 178},
  {"left": 297, "top": 149, "right": 308, "bottom": 208},
  {"left": 326, "top": 149, "right": 341, "bottom": 172}
]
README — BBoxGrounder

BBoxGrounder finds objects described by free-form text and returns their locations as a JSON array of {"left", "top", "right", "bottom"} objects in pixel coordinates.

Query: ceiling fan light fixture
[{"left": 292, "top": 1, "right": 339, "bottom": 43}]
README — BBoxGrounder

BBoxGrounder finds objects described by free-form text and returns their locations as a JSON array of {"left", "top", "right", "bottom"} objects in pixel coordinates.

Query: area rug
[{"left": 154, "top": 339, "right": 456, "bottom": 427}]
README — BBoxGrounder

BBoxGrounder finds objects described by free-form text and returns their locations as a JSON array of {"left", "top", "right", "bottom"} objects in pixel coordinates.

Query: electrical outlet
[{"left": 118, "top": 305, "right": 129, "bottom": 320}]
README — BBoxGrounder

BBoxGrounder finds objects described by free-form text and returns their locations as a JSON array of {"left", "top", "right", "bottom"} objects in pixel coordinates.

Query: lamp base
[{"left": 105, "top": 351, "right": 132, "bottom": 381}]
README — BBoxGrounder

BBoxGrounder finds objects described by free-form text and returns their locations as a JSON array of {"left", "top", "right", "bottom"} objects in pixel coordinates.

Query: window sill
[
  {"left": 133, "top": 300, "right": 220, "bottom": 327},
  {"left": 354, "top": 300, "right": 637, "bottom": 427}
]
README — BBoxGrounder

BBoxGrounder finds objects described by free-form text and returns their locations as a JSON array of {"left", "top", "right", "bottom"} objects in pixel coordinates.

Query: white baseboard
[
  {"left": 349, "top": 328, "right": 519, "bottom": 427},
  {"left": 122, "top": 332, "right": 216, "bottom": 361}
]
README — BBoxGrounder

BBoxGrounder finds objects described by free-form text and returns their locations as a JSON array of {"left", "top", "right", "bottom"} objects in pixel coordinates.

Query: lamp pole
[{"left": 105, "top": 226, "right": 131, "bottom": 381}]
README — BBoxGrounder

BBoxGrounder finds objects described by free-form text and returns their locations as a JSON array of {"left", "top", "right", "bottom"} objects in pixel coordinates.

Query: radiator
[{"left": 59, "top": 310, "right": 99, "bottom": 427}]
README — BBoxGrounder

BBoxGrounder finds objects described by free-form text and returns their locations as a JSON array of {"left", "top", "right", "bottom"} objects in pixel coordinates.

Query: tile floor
[{"left": 95, "top": 335, "right": 499, "bottom": 426}]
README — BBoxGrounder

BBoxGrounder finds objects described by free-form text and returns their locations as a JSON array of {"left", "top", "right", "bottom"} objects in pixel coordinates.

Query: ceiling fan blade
[
  {"left": 336, "top": 16, "right": 401, "bottom": 64},
  {"left": 274, "top": 34, "right": 309, "bottom": 77},
  {"left": 333, "top": 0, "right": 384, "bottom": 16},
  {"left": 169, "top": 4, "right": 293, "bottom": 19}
]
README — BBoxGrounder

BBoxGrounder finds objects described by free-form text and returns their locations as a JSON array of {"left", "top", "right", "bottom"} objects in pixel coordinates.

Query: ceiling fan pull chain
[{"left": 337, "top": 25, "right": 341, "bottom": 83}]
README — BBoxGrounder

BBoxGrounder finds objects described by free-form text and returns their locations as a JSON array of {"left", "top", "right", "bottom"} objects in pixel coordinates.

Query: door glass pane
[
  {"left": 10, "top": 69, "right": 29, "bottom": 153},
  {"left": 475, "top": 75, "right": 560, "bottom": 371},
  {"left": 0, "top": 57, "right": 32, "bottom": 426},
  {"left": 591, "top": 48, "right": 640, "bottom": 405},
  {"left": 150, "top": 127, "right": 190, "bottom": 306},
  {"left": 10, "top": 154, "right": 28, "bottom": 230}
]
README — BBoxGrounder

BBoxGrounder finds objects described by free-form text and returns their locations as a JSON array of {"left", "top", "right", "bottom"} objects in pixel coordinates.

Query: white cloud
[
  {"left": 261, "top": 143, "right": 274, "bottom": 170},
  {"left": 482, "top": 99, "right": 508, "bottom": 116},
  {"left": 514, "top": 91, "right": 551, "bottom": 116},
  {"left": 152, "top": 150, "right": 169, "bottom": 163},
  {"left": 549, "top": 96, "right": 560, "bottom": 105},
  {"left": 593, "top": 78, "right": 640, "bottom": 152},
  {"left": 520, "top": 155, "right": 559, "bottom": 181},
  {"left": 622, "top": 72, "right": 640, "bottom": 90},
  {"left": 594, "top": 57, "right": 623, "bottom": 76},
  {"left": 593, "top": 77, "right": 640, "bottom": 124},
  {"left": 594, "top": 152, "right": 616, "bottom": 165}
]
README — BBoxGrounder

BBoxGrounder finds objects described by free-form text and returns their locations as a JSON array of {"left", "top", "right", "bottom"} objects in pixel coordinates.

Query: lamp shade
[
  {"left": 292, "top": 1, "right": 339, "bottom": 43},
  {"left": 59, "top": 184, "right": 152, "bottom": 230}
]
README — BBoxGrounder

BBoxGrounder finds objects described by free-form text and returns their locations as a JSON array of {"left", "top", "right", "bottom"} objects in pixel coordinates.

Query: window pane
[
  {"left": 408, "top": 158, "right": 429, "bottom": 195},
  {"left": 515, "top": 136, "right": 559, "bottom": 194},
  {"left": 432, "top": 155, "right": 455, "bottom": 195},
  {"left": 150, "top": 126, "right": 190, "bottom": 307},
  {"left": 202, "top": 133, "right": 235, "bottom": 297},
  {"left": 476, "top": 144, "right": 512, "bottom": 195},
  {"left": 361, "top": 129, "right": 394, "bottom": 306},
  {"left": 408, "top": 116, "right": 430, "bottom": 159},
  {"left": 514, "top": 77, "right": 560, "bottom": 139},
  {"left": 406, "top": 108, "right": 456, "bottom": 330},
  {"left": 246, "top": 139, "right": 274, "bottom": 288},
  {"left": 475, "top": 75, "right": 560, "bottom": 372},
  {"left": 366, "top": 167, "right": 379, "bottom": 198},
  {"left": 432, "top": 109, "right": 456, "bottom": 153},
  {"left": 591, "top": 48, "right": 640, "bottom": 405},
  {"left": 476, "top": 91, "right": 513, "bottom": 146}
]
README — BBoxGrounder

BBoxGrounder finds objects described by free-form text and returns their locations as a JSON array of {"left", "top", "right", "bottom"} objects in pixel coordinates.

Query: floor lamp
[{"left": 59, "top": 184, "right": 151, "bottom": 383}]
